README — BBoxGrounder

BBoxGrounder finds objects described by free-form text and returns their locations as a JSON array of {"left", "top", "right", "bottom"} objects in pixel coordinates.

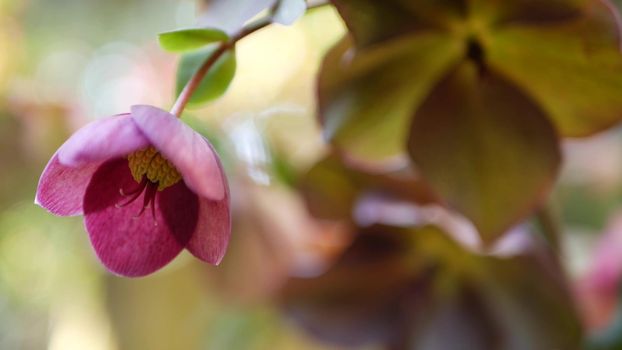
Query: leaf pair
[
  {"left": 157, "top": 0, "right": 308, "bottom": 108},
  {"left": 158, "top": 27, "right": 236, "bottom": 107},
  {"left": 320, "top": 0, "right": 622, "bottom": 243}
]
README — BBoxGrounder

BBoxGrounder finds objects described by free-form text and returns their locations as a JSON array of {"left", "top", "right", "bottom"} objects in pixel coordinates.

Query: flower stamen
[
  {"left": 115, "top": 178, "right": 148, "bottom": 208},
  {"left": 127, "top": 146, "right": 181, "bottom": 191}
]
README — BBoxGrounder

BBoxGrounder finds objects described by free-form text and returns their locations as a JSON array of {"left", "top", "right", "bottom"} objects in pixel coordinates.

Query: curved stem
[
  {"left": 170, "top": 1, "right": 332, "bottom": 117},
  {"left": 170, "top": 17, "right": 271, "bottom": 117},
  {"left": 536, "top": 202, "right": 562, "bottom": 253}
]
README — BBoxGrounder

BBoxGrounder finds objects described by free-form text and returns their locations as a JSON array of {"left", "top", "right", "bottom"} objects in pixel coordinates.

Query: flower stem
[
  {"left": 536, "top": 202, "right": 562, "bottom": 253},
  {"left": 170, "top": 1, "right": 332, "bottom": 117},
  {"left": 170, "top": 18, "right": 270, "bottom": 117}
]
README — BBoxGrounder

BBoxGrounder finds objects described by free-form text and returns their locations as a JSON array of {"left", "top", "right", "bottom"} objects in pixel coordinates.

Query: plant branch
[
  {"left": 170, "top": 0, "right": 332, "bottom": 117},
  {"left": 170, "top": 17, "right": 272, "bottom": 117}
]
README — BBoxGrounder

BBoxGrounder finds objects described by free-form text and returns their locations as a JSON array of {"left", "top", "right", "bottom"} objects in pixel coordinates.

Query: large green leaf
[
  {"left": 486, "top": 0, "right": 622, "bottom": 136},
  {"left": 470, "top": 0, "right": 586, "bottom": 25},
  {"left": 158, "top": 28, "right": 228, "bottom": 52},
  {"left": 408, "top": 63, "right": 561, "bottom": 243},
  {"left": 318, "top": 33, "right": 462, "bottom": 162},
  {"left": 175, "top": 46, "right": 236, "bottom": 107},
  {"left": 330, "top": 0, "right": 466, "bottom": 47}
]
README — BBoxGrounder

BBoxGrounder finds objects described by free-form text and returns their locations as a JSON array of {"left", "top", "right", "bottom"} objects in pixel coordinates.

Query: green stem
[
  {"left": 535, "top": 202, "right": 562, "bottom": 253},
  {"left": 170, "top": 17, "right": 271, "bottom": 117}
]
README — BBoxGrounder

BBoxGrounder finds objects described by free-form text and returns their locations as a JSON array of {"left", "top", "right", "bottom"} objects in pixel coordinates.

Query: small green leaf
[
  {"left": 408, "top": 63, "right": 561, "bottom": 243},
  {"left": 159, "top": 28, "right": 228, "bottom": 52},
  {"left": 175, "top": 46, "right": 236, "bottom": 107}
]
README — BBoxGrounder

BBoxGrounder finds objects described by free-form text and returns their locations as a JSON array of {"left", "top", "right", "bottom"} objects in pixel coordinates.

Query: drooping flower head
[{"left": 36, "top": 105, "right": 230, "bottom": 277}]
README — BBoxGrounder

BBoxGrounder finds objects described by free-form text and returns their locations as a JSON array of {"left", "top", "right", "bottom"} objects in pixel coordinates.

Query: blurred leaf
[
  {"left": 299, "top": 155, "right": 360, "bottom": 220},
  {"left": 318, "top": 34, "right": 462, "bottom": 161},
  {"left": 330, "top": 0, "right": 465, "bottom": 47},
  {"left": 175, "top": 46, "right": 236, "bottom": 107},
  {"left": 473, "top": 254, "right": 583, "bottom": 350},
  {"left": 198, "top": 0, "right": 275, "bottom": 35},
  {"left": 487, "top": 0, "right": 622, "bottom": 136},
  {"left": 300, "top": 154, "right": 437, "bottom": 221},
  {"left": 273, "top": 0, "right": 306, "bottom": 25},
  {"left": 470, "top": 0, "right": 585, "bottom": 23},
  {"left": 408, "top": 63, "right": 560, "bottom": 243},
  {"left": 158, "top": 28, "right": 228, "bottom": 52},
  {"left": 281, "top": 225, "right": 430, "bottom": 347},
  {"left": 407, "top": 286, "right": 499, "bottom": 350},
  {"left": 282, "top": 224, "right": 583, "bottom": 349}
]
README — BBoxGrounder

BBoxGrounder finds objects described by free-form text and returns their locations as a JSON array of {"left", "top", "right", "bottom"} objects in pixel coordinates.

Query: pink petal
[
  {"left": 130, "top": 105, "right": 226, "bottom": 201},
  {"left": 186, "top": 186, "right": 231, "bottom": 265},
  {"left": 83, "top": 158, "right": 199, "bottom": 277},
  {"left": 35, "top": 154, "right": 101, "bottom": 216},
  {"left": 58, "top": 113, "right": 149, "bottom": 167}
]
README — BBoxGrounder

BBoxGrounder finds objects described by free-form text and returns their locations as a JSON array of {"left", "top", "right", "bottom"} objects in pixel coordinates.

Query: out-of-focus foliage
[
  {"left": 6, "top": 0, "right": 622, "bottom": 349},
  {"left": 176, "top": 46, "right": 237, "bottom": 106},
  {"left": 282, "top": 225, "right": 582, "bottom": 349},
  {"left": 408, "top": 64, "right": 560, "bottom": 243},
  {"left": 176, "top": 47, "right": 236, "bottom": 105},
  {"left": 320, "top": 0, "right": 622, "bottom": 244}
]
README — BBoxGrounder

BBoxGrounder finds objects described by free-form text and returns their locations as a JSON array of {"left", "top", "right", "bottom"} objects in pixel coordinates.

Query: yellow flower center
[{"left": 127, "top": 146, "right": 181, "bottom": 191}]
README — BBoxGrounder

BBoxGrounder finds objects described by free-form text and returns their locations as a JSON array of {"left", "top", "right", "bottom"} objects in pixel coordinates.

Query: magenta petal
[
  {"left": 186, "top": 189, "right": 231, "bottom": 265},
  {"left": 130, "top": 105, "right": 226, "bottom": 201},
  {"left": 83, "top": 158, "right": 199, "bottom": 277},
  {"left": 58, "top": 114, "right": 149, "bottom": 167},
  {"left": 35, "top": 154, "right": 101, "bottom": 216}
]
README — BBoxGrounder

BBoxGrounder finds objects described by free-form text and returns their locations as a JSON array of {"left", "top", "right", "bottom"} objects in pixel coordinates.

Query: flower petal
[
  {"left": 131, "top": 105, "right": 226, "bottom": 201},
  {"left": 84, "top": 158, "right": 199, "bottom": 277},
  {"left": 35, "top": 153, "right": 101, "bottom": 216},
  {"left": 58, "top": 113, "right": 149, "bottom": 167},
  {"left": 185, "top": 185, "right": 231, "bottom": 265}
]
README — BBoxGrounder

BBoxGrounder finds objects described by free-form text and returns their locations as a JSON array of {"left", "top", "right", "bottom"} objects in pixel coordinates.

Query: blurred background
[{"left": 3, "top": 0, "right": 622, "bottom": 349}]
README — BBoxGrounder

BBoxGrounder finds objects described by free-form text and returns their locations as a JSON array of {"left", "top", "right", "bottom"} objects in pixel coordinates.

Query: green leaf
[
  {"left": 473, "top": 254, "right": 584, "bottom": 349},
  {"left": 158, "top": 28, "right": 228, "bottom": 52},
  {"left": 331, "top": 0, "right": 466, "bottom": 47},
  {"left": 175, "top": 46, "right": 236, "bottom": 107},
  {"left": 299, "top": 155, "right": 361, "bottom": 220},
  {"left": 486, "top": 0, "right": 622, "bottom": 136},
  {"left": 408, "top": 63, "right": 561, "bottom": 243},
  {"left": 470, "top": 0, "right": 585, "bottom": 24},
  {"left": 318, "top": 34, "right": 462, "bottom": 162}
]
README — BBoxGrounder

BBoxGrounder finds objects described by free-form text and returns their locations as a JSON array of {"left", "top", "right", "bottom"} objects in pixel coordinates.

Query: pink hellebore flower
[{"left": 35, "top": 105, "right": 230, "bottom": 277}]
